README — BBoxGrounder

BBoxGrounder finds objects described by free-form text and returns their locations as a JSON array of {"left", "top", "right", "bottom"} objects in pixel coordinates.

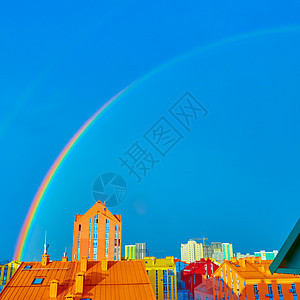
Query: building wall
[
  {"left": 222, "top": 243, "right": 233, "bottom": 260},
  {"left": 254, "top": 250, "right": 278, "bottom": 260},
  {"left": 213, "top": 258, "right": 300, "bottom": 300},
  {"left": 125, "top": 245, "right": 136, "bottom": 259},
  {"left": 72, "top": 201, "right": 121, "bottom": 261},
  {"left": 194, "top": 290, "right": 213, "bottom": 300},
  {"left": 181, "top": 258, "right": 219, "bottom": 298},
  {"left": 144, "top": 257, "right": 177, "bottom": 300},
  {"left": 136, "top": 243, "right": 147, "bottom": 259},
  {"left": 181, "top": 241, "right": 203, "bottom": 264},
  {"left": 0, "top": 261, "right": 21, "bottom": 292}
]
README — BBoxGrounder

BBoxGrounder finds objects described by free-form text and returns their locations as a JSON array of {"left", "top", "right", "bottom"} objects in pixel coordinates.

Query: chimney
[
  {"left": 62, "top": 256, "right": 68, "bottom": 262},
  {"left": 231, "top": 257, "right": 237, "bottom": 263},
  {"left": 49, "top": 279, "right": 59, "bottom": 298},
  {"left": 255, "top": 257, "right": 261, "bottom": 263},
  {"left": 101, "top": 258, "right": 108, "bottom": 271},
  {"left": 81, "top": 257, "right": 88, "bottom": 272},
  {"left": 246, "top": 257, "right": 255, "bottom": 263},
  {"left": 75, "top": 272, "right": 84, "bottom": 294},
  {"left": 42, "top": 254, "right": 50, "bottom": 266},
  {"left": 239, "top": 258, "right": 246, "bottom": 268}
]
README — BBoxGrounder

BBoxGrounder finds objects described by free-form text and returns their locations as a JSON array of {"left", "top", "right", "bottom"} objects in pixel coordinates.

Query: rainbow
[
  {"left": 14, "top": 25, "right": 300, "bottom": 261},
  {"left": 13, "top": 86, "right": 131, "bottom": 261}
]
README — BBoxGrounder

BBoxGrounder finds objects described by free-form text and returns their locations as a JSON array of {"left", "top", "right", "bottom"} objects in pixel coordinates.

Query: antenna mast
[{"left": 44, "top": 231, "right": 49, "bottom": 255}]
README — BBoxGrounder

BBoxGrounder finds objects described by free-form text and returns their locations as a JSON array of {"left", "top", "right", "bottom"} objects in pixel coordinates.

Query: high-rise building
[
  {"left": 213, "top": 256, "right": 300, "bottom": 300},
  {"left": 222, "top": 243, "right": 233, "bottom": 260},
  {"left": 254, "top": 250, "right": 278, "bottom": 260},
  {"left": 125, "top": 245, "right": 136, "bottom": 259},
  {"left": 144, "top": 256, "right": 177, "bottom": 300},
  {"left": 204, "top": 242, "right": 222, "bottom": 258},
  {"left": 72, "top": 201, "right": 121, "bottom": 261},
  {"left": 136, "top": 243, "right": 147, "bottom": 259},
  {"left": 0, "top": 261, "right": 21, "bottom": 292},
  {"left": 181, "top": 240, "right": 203, "bottom": 263}
]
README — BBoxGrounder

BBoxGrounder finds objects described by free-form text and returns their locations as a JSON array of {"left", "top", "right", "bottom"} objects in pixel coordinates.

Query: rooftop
[{"left": 1, "top": 258, "right": 155, "bottom": 300}]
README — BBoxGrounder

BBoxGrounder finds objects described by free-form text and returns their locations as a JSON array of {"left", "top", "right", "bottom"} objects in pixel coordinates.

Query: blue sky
[{"left": 0, "top": 0, "right": 300, "bottom": 261}]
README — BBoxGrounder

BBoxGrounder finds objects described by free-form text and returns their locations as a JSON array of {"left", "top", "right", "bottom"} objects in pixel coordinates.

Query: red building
[{"left": 181, "top": 258, "right": 219, "bottom": 299}]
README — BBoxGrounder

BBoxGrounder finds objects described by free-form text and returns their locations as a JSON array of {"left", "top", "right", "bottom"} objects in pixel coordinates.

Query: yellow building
[
  {"left": 181, "top": 240, "right": 203, "bottom": 263},
  {"left": 144, "top": 256, "right": 177, "bottom": 300},
  {"left": 125, "top": 245, "right": 136, "bottom": 259},
  {"left": 0, "top": 261, "right": 21, "bottom": 292}
]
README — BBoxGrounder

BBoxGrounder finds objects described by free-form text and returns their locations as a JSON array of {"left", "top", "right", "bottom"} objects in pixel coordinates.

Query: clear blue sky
[{"left": 0, "top": 0, "right": 300, "bottom": 261}]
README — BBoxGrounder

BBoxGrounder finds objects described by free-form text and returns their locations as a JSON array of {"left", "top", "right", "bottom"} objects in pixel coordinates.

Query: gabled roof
[
  {"left": 269, "top": 218, "right": 300, "bottom": 275},
  {"left": 75, "top": 201, "right": 121, "bottom": 223},
  {"left": 0, "top": 259, "right": 155, "bottom": 299},
  {"left": 214, "top": 258, "right": 300, "bottom": 282}
]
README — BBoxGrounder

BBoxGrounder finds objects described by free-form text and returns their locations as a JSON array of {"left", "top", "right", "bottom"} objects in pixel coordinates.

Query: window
[
  {"left": 268, "top": 284, "right": 273, "bottom": 300},
  {"left": 156, "top": 270, "right": 159, "bottom": 300},
  {"left": 105, "top": 219, "right": 110, "bottom": 258},
  {"left": 32, "top": 278, "right": 44, "bottom": 284},
  {"left": 88, "top": 218, "right": 92, "bottom": 259},
  {"left": 290, "top": 283, "right": 297, "bottom": 300},
  {"left": 23, "top": 265, "right": 32, "bottom": 270},
  {"left": 253, "top": 284, "right": 259, "bottom": 300},
  {"left": 2, "top": 266, "right": 8, "bottom": 285},
  {"left": 77, "top": 224, "right": 81, "bottom": 260},
  {"left": 93, "top": 215, "right": 98, "bottom": 260},
  {"left": 9, "top": 263, "right": 15, "bottom": 279},
  {"left": 278, "top": 284, "right": 283, "bottom": 300}
]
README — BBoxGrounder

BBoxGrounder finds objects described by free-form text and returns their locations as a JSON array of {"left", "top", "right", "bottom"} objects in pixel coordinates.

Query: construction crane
[{"left": 190, "top": 237, "right": 208, "bottom": 246}]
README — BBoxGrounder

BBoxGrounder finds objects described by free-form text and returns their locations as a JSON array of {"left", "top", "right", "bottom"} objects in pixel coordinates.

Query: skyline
[{"left": 1, "top": 0, "right": 300, "bottom": 262}]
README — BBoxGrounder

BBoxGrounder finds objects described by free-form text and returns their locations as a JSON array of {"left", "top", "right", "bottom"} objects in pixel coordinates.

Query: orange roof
[
  {"left": 215, "top": 257, "right": 300, "bottom": 282},
  {"left": 75, "top": 200, "right": 121, "bottom": 223},
  {"left": 0, "top": 259, "right": 155, "bottom": 300}
]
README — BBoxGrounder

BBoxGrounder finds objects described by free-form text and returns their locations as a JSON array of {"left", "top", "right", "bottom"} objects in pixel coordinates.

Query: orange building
[
  {"left": 72, "top": 201, "right": 121, "bottom": 261},
  {"left": 213, "top": 257, "right": 300, "bottom": 300},
  {"left": 0, "top": 253, "right": 155, "bottom": 299}
]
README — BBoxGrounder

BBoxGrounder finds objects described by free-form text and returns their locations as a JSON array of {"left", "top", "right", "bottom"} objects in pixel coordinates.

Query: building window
[
  {"left": 156, "top": 270, "right": 159, "bottom": 300},
  {"left": 2, "top": 266, "right": 8, "bottom": 285},
  {"left": 23, "top": 265, "right": 32, "bottom": 270},
  {"left": 9, "top": 264, "right": 14, "bottom": 279},
  {"left": 290, "top": 283, "right": 297, "bottom": 300},
  {"left": 32, "top": 278, "right": 44, "bottom": 285},
  {"left": 163, "top": 270, "right": 168, "bottom": 299},
  {"left": 253, "top": 284, "right": 259, "bottom": 300},
  {"left": 268, "top": 284, "right": 274, "bottom": 300},
  {"left": 105, "top": 219, "right": 109, "bottom": 258},
  {"left": 77, "top": 224, "right": 81, "bottom": 260},
  {"left": 88, "top": 218, "right": 92, "bottom": 259},
  {"left": 93, "top": 214, "right": 98, "bottom": 260},
  {"left": 278, "top": 284, "right": 283, "bottom": 300}
]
